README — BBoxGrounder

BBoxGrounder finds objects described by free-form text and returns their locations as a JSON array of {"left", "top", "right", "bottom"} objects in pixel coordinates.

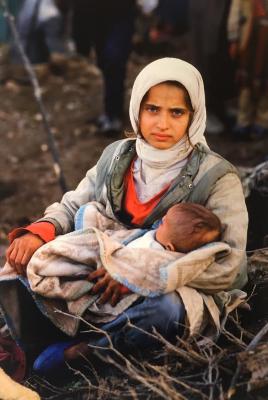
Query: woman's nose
[{"left": 157, "top": 112, "right": 169, "bottom": 130}]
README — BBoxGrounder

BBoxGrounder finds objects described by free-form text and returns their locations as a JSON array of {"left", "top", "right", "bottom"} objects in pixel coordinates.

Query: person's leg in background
[
  {"left": 71, "top": 0, "right": 92, "bottom": 58},
  {"left": 189, "top": 0, "right": 234, "bottom": 135},
  {"left": 93, "top": 13, "right": 136, "bottom": 134},
  {"left": 71, "top": 0, "right": 136, "bottom": 134},
  {"left": 42, "top": 15, "right": 65, "bottom": 56},
  {"left": 252, "top": 24, "right": 268, "bottom": 138}
]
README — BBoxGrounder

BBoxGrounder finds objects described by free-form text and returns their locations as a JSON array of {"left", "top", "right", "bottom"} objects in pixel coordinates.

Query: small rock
[
  {"left": 5, "top": 80, "right": 20, "bottom": 93},
  {"left": 40, "top": 143, "right": 48, "bottom": 152},
  {"left": 34, "top": 113, "right": 43, "bottom": 122},
  {"left": 8, "top": 156, "right": 19, "bottom": 164},
  {"left": 66, "top": 102, "right": 77, "bottom": 111},
  {"left": 7, "top": 131, "right": 15, "bottom": 139}
]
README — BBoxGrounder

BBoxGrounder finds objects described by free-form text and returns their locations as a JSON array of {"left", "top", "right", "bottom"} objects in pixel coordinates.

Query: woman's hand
[
  {"left": 6, "top": 232, "right": 45, "bottom": 275},
  {"left": 88, "top": 267, "right": 131, "bottom": 307}
]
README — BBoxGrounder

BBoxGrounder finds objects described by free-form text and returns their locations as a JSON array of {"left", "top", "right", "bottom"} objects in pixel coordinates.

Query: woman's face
[{"left": 139, "top": 82, "right": 192, "bottom": 150}]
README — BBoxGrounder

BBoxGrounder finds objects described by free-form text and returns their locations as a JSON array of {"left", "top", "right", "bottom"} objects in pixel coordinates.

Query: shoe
[
  {"left": 206, "top": 113, "right": 225, "bottom": 135},
  {"left": 97, "top": 115, "right": 122, "bottom": 134},
  {"left": 88, "top": 114, "right": 123, "bottom": 134},
  {"left": 33, "top": 339, "right": 79, "bottom": 377}
]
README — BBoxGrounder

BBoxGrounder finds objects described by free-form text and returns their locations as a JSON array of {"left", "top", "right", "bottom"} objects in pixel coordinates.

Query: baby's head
[{"left": 155, "top": 203, "right": 222, "bottom": 252}]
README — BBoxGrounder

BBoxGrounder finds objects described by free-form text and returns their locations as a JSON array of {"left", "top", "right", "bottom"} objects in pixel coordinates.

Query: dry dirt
[{"left": 0, "top": 49, "right": 268, "bottom": 251}]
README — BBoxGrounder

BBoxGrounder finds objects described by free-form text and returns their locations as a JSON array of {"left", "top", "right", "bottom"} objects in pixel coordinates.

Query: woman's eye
[
  {"left": 145, "top": 105, "right": 158, "bottom": 113},
  {"left": 172, "top": 109, "right": 184, "bottom": 117}
]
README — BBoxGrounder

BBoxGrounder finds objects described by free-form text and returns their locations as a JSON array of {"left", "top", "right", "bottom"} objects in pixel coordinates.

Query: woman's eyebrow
[
  {"left": 143, "top": 103, "right": 188, "bottom": 110},
  {"left": 170, "top": 106, "right": 188, "bottom": 110},
  {"left": 144, "top": 102, "right": 159, "bottom": 107}
]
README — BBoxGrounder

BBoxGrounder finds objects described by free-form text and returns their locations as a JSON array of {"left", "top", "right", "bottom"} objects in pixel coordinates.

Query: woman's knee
[{"left": 135, "top": 292, "right": 185, "bottom": 339}]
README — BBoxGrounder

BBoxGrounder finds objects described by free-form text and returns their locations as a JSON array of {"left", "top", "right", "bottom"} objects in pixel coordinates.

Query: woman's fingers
[
  {"left": 89, "top": 268, "right": 123, "bottom": 306},
  {"left": 6, "top": 243, "right": 18, "bottom": 269},
  {"left": 5, "top": 233, "right": 44, "bottom": 274},
  {"left": 99, "top": 281, "right": 121, "bottom": 306},
  {"left": 88, "top": 267, "right": 106, "bottom": 281},
  {"left": 8, "top": 244, "right": 27, "bottom": 274},
  {"left": 91, "top": 273, "right": 110, "bottom": 294},
  {"left": 20, "top": 248, "right": 34, "bottom": 272},
  {"left": 110, "top": 287, "right": 121, "bottom": 307},
  {"left": 14, "top": 247, "right": 27, "bottom": 275}
]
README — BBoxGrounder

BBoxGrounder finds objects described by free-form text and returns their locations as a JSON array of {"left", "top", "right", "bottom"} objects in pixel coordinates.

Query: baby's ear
[
  {"left": 194, "top": 221, "right": 206, "bottom": 232},
  {"left": 165, "top": 242, "right": 175, "bottom": 251}
]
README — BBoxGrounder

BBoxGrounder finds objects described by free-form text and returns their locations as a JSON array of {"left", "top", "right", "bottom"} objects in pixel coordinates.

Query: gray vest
[{"left": 96, "top": 139, "right": 238, "bottom": 228}]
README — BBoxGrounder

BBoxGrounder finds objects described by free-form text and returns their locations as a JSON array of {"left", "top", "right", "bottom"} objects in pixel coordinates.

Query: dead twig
[
  {"left": 147, "top": 363, "right": 209, "bottom": 400},
  {"left": 227, "top": 322, "right": 268, "bottom": 398}
]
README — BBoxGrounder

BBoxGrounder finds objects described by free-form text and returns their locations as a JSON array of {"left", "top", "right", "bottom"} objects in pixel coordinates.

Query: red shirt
[{"left": 123, "top": 160, "right": 170, "bottom": 225}]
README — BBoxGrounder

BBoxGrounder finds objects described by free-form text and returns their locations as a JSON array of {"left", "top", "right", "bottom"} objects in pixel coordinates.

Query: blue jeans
[
  {"left": 0, "top": 279, "right": 184, "bottom": 363},
  {"left": 80, "top": 293, "right": 185, "bottom": 356}
]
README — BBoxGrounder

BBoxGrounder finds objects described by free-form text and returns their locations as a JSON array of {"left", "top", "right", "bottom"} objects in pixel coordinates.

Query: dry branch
[
  {"left": 227, "top": 322, "right": 268, "bottom": 398},
  {"left": 238, "top": 343, "right": 268, "bottom": 391}
]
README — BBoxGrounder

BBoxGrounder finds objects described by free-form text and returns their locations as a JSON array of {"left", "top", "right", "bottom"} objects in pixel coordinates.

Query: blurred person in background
[
  {"left": 71, "top": 0, "right": 137, "bottom": 135},
  {"left": 149, "top": 0, "right": 189, "bottom": 43},
  {"left": 12, "top": 0, "right": 66, "bottom": 64},
  {"left": 0, "top": 0, "right": 20, "bottom": 43},
  {"left": 228, "top": 0, "right": 268, "bottom": 140},
  {"left": 189, "top": 0, "right": 234, "bottom": 135}
]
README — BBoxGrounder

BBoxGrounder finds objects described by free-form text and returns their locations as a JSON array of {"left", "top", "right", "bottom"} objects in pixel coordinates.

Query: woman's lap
[{"left": 79, "top": 292, "right": 185, "bottom": 354}]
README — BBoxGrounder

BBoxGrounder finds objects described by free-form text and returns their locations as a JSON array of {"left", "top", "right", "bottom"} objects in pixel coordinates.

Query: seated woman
[{"left": 3, "top": 57, "right": 248, "bottom": 377}]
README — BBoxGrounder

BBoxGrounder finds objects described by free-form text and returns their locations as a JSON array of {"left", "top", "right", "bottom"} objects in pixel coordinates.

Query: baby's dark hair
[{"left": 167, "top": 203, "right": 222, "bottom": 253}]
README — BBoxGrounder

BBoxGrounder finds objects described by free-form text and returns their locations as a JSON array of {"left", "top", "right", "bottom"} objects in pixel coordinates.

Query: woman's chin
[{"left": 147, "top": 140, "right": 174, "bottom": 150}]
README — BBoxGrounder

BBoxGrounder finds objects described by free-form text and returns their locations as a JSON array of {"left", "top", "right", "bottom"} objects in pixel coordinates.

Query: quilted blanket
[{"left": 0, "top": 202, "right": 246, "bottom": 338}]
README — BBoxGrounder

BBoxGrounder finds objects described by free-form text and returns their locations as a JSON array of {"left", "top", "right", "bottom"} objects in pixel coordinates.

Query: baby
[
  {"left": 127, "top": 203, "right": 222, "bottom": 252},
  {"left": 75, "top": 202, "right": 222, "bottom": 253}
]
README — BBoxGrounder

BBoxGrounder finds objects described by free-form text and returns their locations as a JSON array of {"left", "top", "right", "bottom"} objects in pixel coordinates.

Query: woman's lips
[{"left": 152, "top": 133, "right": 171, "bottom": 141}]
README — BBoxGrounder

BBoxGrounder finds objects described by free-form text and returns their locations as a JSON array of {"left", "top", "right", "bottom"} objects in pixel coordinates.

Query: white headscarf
[{"left": 129, "top": 57, "right": 208, "bottom": 165}]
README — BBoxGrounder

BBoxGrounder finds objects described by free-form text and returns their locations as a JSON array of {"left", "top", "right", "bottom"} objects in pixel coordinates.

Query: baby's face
[
  {"left": 155, "top": 207, "right": 179, "bottom": 250},
  {"left": 155, "top": 206, "right": 197, "bottom": 251}
]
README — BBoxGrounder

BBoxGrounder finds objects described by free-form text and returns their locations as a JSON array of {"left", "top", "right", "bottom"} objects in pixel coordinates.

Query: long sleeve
[
  {"left": 8, "top": 222, "right": 55, "bottom": 243},
  {"left": 38, "top": 165, "right": 98, "bottom": 235}
]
